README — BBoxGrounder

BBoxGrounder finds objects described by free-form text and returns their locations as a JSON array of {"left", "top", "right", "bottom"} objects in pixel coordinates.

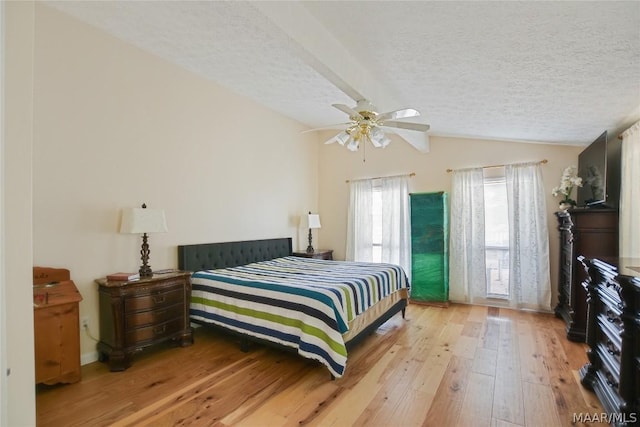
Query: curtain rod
[
  {"left": 446, "top": 159, "right": 547, "bottom": 173},
  {"left": 346, "top": 172, "right": 415, "bottom": 183}
]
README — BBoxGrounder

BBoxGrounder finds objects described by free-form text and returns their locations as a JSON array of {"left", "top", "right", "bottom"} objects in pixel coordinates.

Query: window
[
  {"left": 483, "top": 173, "right": 509, "bottom": 298},
  {"left": 346, "top": 175, "right": 411, "bottom": 276},
  {"left": 449, "top": 163, "right": 550, "bottom": 310}
]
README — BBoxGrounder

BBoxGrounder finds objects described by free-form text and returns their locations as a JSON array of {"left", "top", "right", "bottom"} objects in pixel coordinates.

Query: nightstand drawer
[
  {"left": 125, "top": 303, "right": 184, "bottom": 329},
  {"left": 124, "top": 287, "right": 184, "bottom": 313},
  {"left": 125, "top": 318, "right": 184, "bottom": 346}
]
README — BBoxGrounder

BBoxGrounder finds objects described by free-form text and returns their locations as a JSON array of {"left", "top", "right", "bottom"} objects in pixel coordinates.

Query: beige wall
[
  {"left": 3, "top": 1, "right": 36, "bottom": 425},
  {"left": 318, "top": 134, "right": 583, "bottom": 309},
  {"left": 32, "top": 5, "right": 319, "bottom": 361}
]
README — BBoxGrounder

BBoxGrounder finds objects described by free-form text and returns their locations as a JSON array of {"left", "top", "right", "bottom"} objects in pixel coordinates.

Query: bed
[{"left": 177, "top": 237, "right": 409, "bottom": 378}]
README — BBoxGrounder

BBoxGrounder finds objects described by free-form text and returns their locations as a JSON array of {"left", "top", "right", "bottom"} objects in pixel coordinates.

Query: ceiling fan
[{"left": 306, "top": 99, "right": 430, "bottom": 152}]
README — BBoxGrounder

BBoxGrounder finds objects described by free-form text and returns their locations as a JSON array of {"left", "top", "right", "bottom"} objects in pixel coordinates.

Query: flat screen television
[{"left": 576, "top": 130, "right": 621, "bottom": 208}]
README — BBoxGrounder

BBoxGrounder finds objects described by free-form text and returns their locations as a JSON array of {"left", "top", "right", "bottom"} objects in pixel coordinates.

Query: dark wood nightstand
[
  {"left": 292, "top": 250, "right": 333, "bottom": 260},
  {"left": 96, "top": 271, "right": 193, "bottom": 371}
]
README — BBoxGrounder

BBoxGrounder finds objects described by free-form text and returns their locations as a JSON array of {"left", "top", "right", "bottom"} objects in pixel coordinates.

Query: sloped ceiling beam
[{"left": 250, "top": 2, "right": 429, "bottom": 153}]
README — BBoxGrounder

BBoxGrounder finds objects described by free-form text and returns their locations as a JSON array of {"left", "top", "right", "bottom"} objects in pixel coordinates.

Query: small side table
[
  {"left": 96, "top": 271, "right": 193, "bottom": 371},
  {"left": 292, "top": 250, "right": 333, "bottom": 260}
]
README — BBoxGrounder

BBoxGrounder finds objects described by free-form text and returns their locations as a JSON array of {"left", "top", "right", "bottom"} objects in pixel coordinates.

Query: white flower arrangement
[{"left": 552, "top": 165, "right": 583, "bottom": 206}]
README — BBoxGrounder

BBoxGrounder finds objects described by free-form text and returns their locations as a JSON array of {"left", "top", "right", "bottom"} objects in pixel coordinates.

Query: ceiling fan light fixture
[
  {"left": 369, "top": 126, "right": 392, "bottom": 148},
  {"left": 346, "top": 137, "right": 359, "bottom": 152},
  {"left": 335, "top": 130, "right": 350, "bottom": 145},
  {"left": 368, "top": 133, "right": 382, "bottom": 148},
  {"left": 369, "top": 127, "right": 384, "bottom": 139}
]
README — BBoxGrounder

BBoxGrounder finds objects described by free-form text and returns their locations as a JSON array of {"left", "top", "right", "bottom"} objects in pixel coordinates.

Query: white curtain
[
  {"left": 505, "top": 162, "right": 551, "bottom": 311},
  {"left": 381, "top": 176, "right": 411, "bottom": 276},
  {"left": 346, "top": 179, "right": 373, "bottom": 262},
  {"left": 449, "top": 168, "right": 486, "bottom": 303},
  {"left": 346, "top": 175, "right": 411, "bottom": 276},
  {"left": 620, "top": 120, "right": 640, "bottom": 258}
]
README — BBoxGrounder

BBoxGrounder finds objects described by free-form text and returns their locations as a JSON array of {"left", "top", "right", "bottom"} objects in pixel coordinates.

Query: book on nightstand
[{"left": 106, "top": 272, "right": 140, "bottom": 281}]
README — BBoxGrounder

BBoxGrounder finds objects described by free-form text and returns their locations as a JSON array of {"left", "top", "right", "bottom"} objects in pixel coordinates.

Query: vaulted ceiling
[{"left": 48, "top": 1, "right": 640, "bottom": 151}]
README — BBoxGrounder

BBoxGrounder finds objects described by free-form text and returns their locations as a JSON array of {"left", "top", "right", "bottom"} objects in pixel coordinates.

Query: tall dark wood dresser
[
  {"left": 579, "top": 257, "right": 640, "bottom": 426},
  {"left": 555, "top": 209, "right": 618, "bottom": 342}
]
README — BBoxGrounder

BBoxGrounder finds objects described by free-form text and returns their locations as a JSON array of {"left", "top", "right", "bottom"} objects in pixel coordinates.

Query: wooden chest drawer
[
  {"left": 125, "top": 303, "right": 184, "bottom": 329},
  {"left": 573, "top": 211, "right": 618, "bottom": 230},
  {"left": 124, "top": 286, "right": 185, "bottom": 313},
  {"left": 597, "top": 315, "right": 622, "bottom": 367},
  {"left": 596, "top": 344, "right": 621, "bottom": 389},
  {"left": 125, "top": 318, "right": 184, "bottom": 346},
  {"left": 599, "top": 300, "right": 623, "bottom": 332}
]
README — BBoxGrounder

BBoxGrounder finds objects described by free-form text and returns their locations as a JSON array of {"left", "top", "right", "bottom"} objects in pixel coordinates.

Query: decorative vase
[{"left": 559, "top": 200, "right": 575, "bottom": 211}]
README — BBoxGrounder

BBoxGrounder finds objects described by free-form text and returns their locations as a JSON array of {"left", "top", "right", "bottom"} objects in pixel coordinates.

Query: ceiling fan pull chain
[{"left": 362, "top": 137, "right": 367, "bottom": 163}]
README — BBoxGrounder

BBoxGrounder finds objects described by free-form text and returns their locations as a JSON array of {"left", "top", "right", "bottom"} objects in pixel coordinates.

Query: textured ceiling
[{"left": 47, "top": 1, "right": 640, "bottom": 149}]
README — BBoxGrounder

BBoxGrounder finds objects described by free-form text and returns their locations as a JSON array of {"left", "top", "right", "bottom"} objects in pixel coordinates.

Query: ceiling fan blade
[
  {"left": 301, "top": 123, "right": 351, "bottom": 134},
  {"left": 376, "top": 108, "right": 420, "bottom": 122},
  {"left": 385, "top": 128, "right": 430, "bottom": 152},
  {"left": 324, "top": 130, "right": 351, "bottom": 145},
  {"left": 381, "top": 121, "right": 430, "bottom": 132},
  {"left": 324, "top": 135, "right": 338, "bottom": 145},
  {"left": 332, "top": 104, "right": 362, "bottom": 119}
]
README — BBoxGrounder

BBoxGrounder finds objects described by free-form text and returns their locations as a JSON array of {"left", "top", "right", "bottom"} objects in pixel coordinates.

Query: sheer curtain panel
[
  {"left": 346, "top": 179, "right": 373, "bottom": 262},
  {"left": 381, "top": 176, "right": 411, "bottom": 276},
  {"left": 620, "top": 121, "right": 640, "bottom": 258},
  {"left": 505, "top": 162, "right": 551, "bottom": 311},
  {"left": 449, "top": 168, "right": 486, "bottom": 303}
]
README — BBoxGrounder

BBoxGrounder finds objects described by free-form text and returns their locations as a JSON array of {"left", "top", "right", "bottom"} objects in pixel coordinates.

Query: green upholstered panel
[{"left": 410, "top": 192, "right": 449, "bottom": 302}]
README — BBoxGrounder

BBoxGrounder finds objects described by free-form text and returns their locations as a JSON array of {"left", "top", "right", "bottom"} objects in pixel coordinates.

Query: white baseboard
[{"left": 81, "top": 351, "right": 99, "bottom": 366}]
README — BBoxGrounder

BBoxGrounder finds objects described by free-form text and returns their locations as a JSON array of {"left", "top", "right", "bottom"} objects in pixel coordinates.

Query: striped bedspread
[{"left": 190, "top": 256, "right": 409, "bottom": 378}]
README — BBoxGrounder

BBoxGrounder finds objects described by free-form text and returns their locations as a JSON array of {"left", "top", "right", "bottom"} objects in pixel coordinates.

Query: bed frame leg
[
  {"left": 402, "top": 307, "right": 406, "bottom": 319},
  {"left": 240, "top": 337, "right": 250, "bottom": 352}
]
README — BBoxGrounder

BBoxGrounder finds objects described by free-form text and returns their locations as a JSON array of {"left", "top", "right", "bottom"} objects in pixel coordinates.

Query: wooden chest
[{"left": 33, "top": 267, "right": 83, "bottom": 384}]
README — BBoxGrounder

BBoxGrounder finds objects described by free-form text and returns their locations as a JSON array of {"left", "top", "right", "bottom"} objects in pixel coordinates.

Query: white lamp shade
[
  {"left": 307, "top": 213, "right": 321, "bottom": 229},
  {"left": 120, "top": 207, "right": 168, "bottom": 234}
]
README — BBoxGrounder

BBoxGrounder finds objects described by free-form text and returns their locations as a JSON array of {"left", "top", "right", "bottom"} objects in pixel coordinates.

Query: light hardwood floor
[{"left": 36, "top": 303, "right": 606, "bottom": 426}]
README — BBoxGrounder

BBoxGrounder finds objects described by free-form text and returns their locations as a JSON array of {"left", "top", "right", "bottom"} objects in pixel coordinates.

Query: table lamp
[
  {"left": 306, "top": 211, "right": 321, "bottom": 253},
  {"left": 120, "top": 203, "right": 168, "bottom": 278}
]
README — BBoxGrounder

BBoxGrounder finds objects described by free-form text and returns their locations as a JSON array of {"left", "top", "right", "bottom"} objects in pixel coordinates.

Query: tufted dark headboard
[{"left": 177, "top": 237, "right": 293, "bottom": 272}]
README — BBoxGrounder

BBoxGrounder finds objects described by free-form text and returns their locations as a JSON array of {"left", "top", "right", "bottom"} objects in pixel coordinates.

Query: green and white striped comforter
[{"left": 190, "top": 256, "right": 409, "bottom": 378}]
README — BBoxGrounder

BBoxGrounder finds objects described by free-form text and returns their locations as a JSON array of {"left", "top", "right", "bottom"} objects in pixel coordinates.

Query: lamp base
[
  {"left": 139, "top": 265, "right": 153, "bottom": 278},
  {"left": 307, "top": 228, "right": 315, "bottom": 253},
  {"left": 139, "top": 232, "right": 153, "bottom": 278}
]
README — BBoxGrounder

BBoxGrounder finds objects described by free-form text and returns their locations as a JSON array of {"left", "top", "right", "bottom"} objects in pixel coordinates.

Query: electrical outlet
[{"left": 81, "top": 316, "right": 89, "bottom": 328}]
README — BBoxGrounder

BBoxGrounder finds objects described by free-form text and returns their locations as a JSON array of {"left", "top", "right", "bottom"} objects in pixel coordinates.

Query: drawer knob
[
  {"left": 606, "top": 310, "right": 621, "bottom": 325},
  {"left": 153, "top": 325, "right": 167, "bottom": 335},
  {"left": 152, "top": 295, "right": 166, "bottom": 304}
]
